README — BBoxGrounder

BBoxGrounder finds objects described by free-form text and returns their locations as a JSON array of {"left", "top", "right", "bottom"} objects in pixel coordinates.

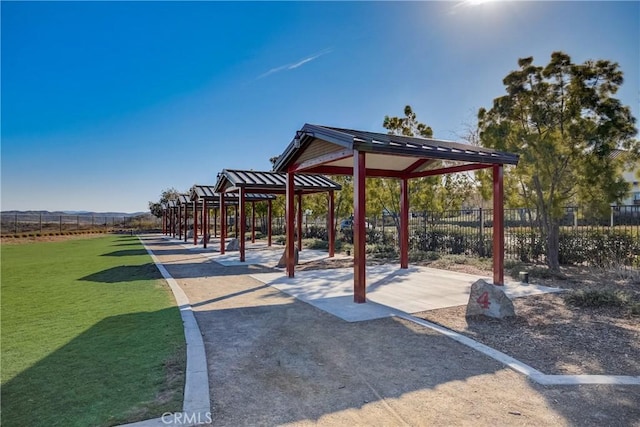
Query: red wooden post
[
  {"left": 286, "top": 171, "right": 296, "bottom": 277},
  {"left": 354, "top": 150, "right": 366, "bottom": 303},
  {"left": 213, "top": 206, "right": 218, "bottom": 238},
  {"left": 178, "top": 205, "right": 182, "bottom": 239},
  {"left": 239, "top": 188, "right": 246, "bottom": 262},
  {"left": 267, "top": 199, "right": 272, "bottom": 247},
  {"left": 493, "top": 164, "right": 505, "bottom": 285},
  {"left": 400, "top": 178, "right": 409, "bottom": 269},
  {"left": 202, "top": 198, "right": 208, "bottom": 249},
  {"left": 234, "top": 205, "right": 239, "bottom": 239},
  {"left": 220, "top": 193, "right": 226, "bottom": 254},
  {"left": 184, "top": 204, "right": 188, "bottom": 243},
  {"left": 251, "top": 201, "right": 256, "bottom": 243},
  {"left": 328, "top": 190, "right": 335, "bottom": 258},
  {"left": 297, "top": 193, "right": 303, "bottom": 252},
  {"left": 193, "top": 201, "right": 198, "bottom": 245}
]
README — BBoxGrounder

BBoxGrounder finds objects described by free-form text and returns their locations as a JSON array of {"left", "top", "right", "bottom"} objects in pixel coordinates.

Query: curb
[
  {"left": 120, "top": 237, "right": 211, "bottom": 426},
  {"left": 399, "top": 314, "right": 640, "bottom": 386}
]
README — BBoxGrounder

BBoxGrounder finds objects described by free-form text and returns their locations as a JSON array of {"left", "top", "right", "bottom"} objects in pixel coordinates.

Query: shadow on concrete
[
  {"left": 193, "top": 291, "right": 640, "bottom": 427},
  {"left": 142, "top": 235, "right": 640, "bottom": 426},
  {"left": 1, "top": 308, "right": 185, "bottom": 427}
]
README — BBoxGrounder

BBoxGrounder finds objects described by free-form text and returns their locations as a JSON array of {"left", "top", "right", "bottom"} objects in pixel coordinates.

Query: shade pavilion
[
  {"left": 273, "top": 124, "right": 519, "bottom": 303},
  {"left": 213, "top": 169, "right": 341, "bottom": 262},
  {"left": 189, "top": 184, "right": 275, "bottom": 249}
]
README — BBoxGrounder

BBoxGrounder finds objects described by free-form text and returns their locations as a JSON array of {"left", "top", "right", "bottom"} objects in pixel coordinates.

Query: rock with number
[
  {"left": 465, "top": 279, "right": 515, "bottom": 319},
  {"left": 276, "top": 247, "right": 299, "bottom": 268},
  {"left": 226, "top": 238, "right": 239, "bottom": 251}
]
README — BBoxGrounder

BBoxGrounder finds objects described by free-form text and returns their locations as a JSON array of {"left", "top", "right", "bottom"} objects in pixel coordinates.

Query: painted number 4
[{"left": 476, "top": 291, "right": 491, "bottom": 309}]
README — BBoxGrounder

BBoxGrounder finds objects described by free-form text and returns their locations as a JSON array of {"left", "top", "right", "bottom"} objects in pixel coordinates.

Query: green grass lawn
[{"left": 1, "top": 235, "right": 185, "bottom": 427}]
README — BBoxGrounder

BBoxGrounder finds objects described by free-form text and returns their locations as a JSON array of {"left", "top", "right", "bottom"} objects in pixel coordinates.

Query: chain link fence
[{"left": 1, "top": 214, "right": 162, "bottom": 236}]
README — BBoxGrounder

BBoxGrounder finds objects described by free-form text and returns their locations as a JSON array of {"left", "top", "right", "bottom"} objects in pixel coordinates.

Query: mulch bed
[
  {"left": 302, "top": 255, "right": 640, "bottom": 376},
  {"left": 415, "top": 292, "right": 639, "bottom": 375}
]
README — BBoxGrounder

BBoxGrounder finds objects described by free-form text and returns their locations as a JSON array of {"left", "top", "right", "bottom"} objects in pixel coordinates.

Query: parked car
[{"left": 339, "top": 218, "right": 372, "bottom": 231}]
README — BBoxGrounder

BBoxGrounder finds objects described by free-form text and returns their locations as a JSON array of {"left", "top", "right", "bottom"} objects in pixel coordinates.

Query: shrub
[
  {"left": 564, "top": 289, "right": 631, "bottom": 308},
  {"left": 408, "top": 249, "right": 440, "bottom": 262},
  {"left": 305, "top": 238, "right": 328, "bottom": 250},
  {"left": 559, "top": 230, "right": 640, "bottom": 268}
]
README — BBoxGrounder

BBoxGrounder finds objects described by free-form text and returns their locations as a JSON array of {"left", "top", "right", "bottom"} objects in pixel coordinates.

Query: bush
[
  {"left": 367, "top": 243, "right": 397, "bottom": 258},
  {"left": 559, "top": 230, "right": 640, "bottom": 268},
  {"left": 408, "top": 249, "right": 440, "bottom": 262},
  {"left": 305, "top": 238, "right": 328, "bottom": 250},
  {"left": 564, "top": 289, "right": 631, "bottom": 308}
]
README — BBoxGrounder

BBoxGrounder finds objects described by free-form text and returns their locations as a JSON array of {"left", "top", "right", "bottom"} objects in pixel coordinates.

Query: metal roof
[
  {"left": 190, "top": 184, "right": 276, "bottom": 203},
  {"left": 273, "top": 124, "right": 519, "bottom": 175},
  {"left": 213, "top": 170, "right": 341, "bottom": 194}
]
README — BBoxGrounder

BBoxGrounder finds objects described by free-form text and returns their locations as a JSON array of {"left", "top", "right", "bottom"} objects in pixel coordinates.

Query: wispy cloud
[
  {"left": 258, "top": 48, "right": 332, "bottom": 79},
  {"left": 449, "top": 0, "right": 494, "bottom": 15}
]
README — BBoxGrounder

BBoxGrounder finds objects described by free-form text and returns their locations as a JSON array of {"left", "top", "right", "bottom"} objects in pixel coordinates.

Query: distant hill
[{"left": 1, "top": 210, "right": 151, "bottom": 217}]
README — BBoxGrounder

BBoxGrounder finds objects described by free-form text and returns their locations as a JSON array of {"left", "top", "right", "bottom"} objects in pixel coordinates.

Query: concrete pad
[
  {"left": 251, "top": 265, "right": 563, "bottom": 322},
  {"left": 205, "top": 246, "right": 338, "bottom": 267}
]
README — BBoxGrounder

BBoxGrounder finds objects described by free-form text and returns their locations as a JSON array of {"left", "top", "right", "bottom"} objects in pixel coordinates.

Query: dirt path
[{"left": 142, "top": 236, "right": 640, "bottom": 427}]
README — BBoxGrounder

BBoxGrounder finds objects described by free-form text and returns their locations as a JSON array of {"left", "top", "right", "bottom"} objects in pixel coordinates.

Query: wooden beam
[
  {"left": 400, "top": 178, "right": 409, "bottom": 269},
  {"left": 193, "top": 200, "right": 198, "bottom": 246},
  {"left": 328, "top": 190, "right": 335, "bottom": 258},
  {"left": 408, "top": 163, "right": 493, "bottom": 179},
  {"left": 184, "top": 204, "right": 188, "bottom": 243},
  {"left": 213, "top": 207, "right": 217, "bottom": 238},
  {"left": 240, "top": 187, "right": 246, "bottom": 262},
  {"left": 202, "top": 198, "right": 208, "bottom": 249},
  {"left": 304, "top": 165, "right": 405, "bottom": 178},
  {"left": 297, "top": 193, "right": 303, "bottom": 252},
  {"left": 251, "top": 201, "right": 256, "bottom": 244},
  {"left": 493, "top": 164, "right": 505, "bottom": 285},
  {"left": 177, "top": 204, "right": 182, "bottom": 239},
  {"left": 220, "top": 193, "right": 226, "bottom": 255},
  {"left": 290, "top": 148, "right": 353, "bottom": 172},
  {"left": 286, "top": 171, "right": 295, "bottom": 277},
  {"left": 234, "top": 205, "right": 239, "bottom": 239},
  {"left": 267, "top": 199, "right": 272, "bottom": 247},
  {"left": 353, "top": 149, "right": 366, "bottom": 303},
  {"left": 402, "top": 158, "right": 434, "bottom": 174}
]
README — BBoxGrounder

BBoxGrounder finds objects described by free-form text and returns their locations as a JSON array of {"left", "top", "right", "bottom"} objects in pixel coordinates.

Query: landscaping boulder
[
  {"left": 276, "top": 247, "right": 299, "bottom": 268},
  {"left": 226, "top": 238, "right": 239, "bottom": 251},
  {"left": 199, "top": 234, "right": 211, "bottom": 244},
  {"left": 187, "top": 230, "right": 194, "bottom": 239},
  {"left": 466, "top": 279, "right": 515, "bottom": 319}
]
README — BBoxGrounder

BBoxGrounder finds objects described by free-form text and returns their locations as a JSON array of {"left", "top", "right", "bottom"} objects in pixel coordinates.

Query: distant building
[{"left": 613, "top": 149, "right": 640, "bottom": 205}]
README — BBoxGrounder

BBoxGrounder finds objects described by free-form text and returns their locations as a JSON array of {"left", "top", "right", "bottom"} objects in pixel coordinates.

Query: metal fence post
[
  {"left": 610, "top": 206, "right": 614, "bottom": 228},
  {"left": 479, "top": 208, "right": 485, "bottom": 257},
  {"left": 59, "top": 216, "right": 62, "bottom": 233},
  {"left": 15, "top": 214, "right": 18, "bottom": 234}
]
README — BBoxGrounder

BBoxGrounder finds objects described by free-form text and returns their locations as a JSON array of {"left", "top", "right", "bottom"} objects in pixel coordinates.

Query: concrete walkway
[
  {"left": 251, "top": 264, "right": 562, "bottom": 322},
  {"left": 143, "top": 235, "right": 640, "bottom": 426}
]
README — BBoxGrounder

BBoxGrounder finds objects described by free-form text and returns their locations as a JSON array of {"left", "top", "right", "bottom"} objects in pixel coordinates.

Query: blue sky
[{"left": 2, "top": 1, "right": 638, "bottom": 213}]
